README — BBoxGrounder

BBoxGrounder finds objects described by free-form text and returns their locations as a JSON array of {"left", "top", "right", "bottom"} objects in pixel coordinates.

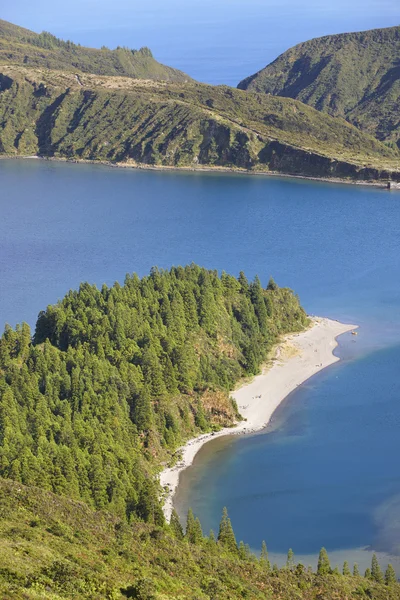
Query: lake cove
[{"left": 1, "top": 158, "right": 400, "bottom": 569}]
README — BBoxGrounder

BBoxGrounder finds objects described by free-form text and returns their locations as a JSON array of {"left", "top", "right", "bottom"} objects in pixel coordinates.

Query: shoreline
[
  {"left": 159, "top": 317, "right": 357, "bottom": 521},
  {"left": 0, "top": 154, "right": 395, "bottom": 189}
]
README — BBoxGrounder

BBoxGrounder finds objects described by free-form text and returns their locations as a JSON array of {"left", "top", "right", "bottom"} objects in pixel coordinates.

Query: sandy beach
[{"left": 160, "top": 317, "right": 357, "bottom": 520}]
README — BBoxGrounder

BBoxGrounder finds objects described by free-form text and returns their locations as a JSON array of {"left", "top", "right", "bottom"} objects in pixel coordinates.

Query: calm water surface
[{"left": 1, "top": 158, "right": 400, "bottom": 569}]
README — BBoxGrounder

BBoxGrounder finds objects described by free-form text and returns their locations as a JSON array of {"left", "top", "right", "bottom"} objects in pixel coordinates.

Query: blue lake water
[{"left": 1, "top": 158, "right": 400, "bottom": 570}]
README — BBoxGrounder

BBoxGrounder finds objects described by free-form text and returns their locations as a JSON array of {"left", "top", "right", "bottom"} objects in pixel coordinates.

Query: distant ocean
[{"left": 13, "top": 1, "right": 399, "bottom": 87}]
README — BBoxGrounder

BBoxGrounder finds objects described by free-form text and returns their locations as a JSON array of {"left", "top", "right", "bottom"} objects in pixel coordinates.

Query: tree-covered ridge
[
  {"left": 1, "top": 66, "right": 399, "bottom": 182},
  {"left": 0, "top": 265, "right": 308, "bottom": 522},
  {"left": 237, "top": 25, "right": 400, "bottom": 148},
  {"left": 0, "top": 479, "right": 399, "bottom": 599},
  {"left": 0, "top": 18, "right": 191, "bottom": 82}
]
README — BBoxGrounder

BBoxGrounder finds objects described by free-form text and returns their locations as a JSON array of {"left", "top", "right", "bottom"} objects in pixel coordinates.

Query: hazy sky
[{"left": 3, "top": 0, "right": 399, "bottom": 84}]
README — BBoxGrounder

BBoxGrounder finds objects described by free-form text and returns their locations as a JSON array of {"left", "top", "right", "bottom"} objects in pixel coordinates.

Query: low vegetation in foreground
[
  {"left": 0, "top": 478, "right": 398, "bottom": 599},
  {"left": 0, "top": 265, "right": 397, "bottom": 597}
]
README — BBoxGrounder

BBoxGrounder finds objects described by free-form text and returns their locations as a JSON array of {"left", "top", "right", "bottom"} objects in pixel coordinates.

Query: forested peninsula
[
  {"left": 0, "top": 265, "right": 398, "bottom": 598},
  {"left": 0, "top": 266, "right": 308, "bottom": 521}
]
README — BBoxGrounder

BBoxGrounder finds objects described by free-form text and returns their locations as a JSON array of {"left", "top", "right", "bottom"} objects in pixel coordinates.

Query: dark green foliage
[
  {"left": 1, "top": 478, "right": 399, "bottom": 600},
  {"left": 317, "top": 547, "right": 331, "bottom": 575},
  {"left": 385, "top": 564, "right": 397, "bottom": 585},
  {"left": 371, "top": 554, "right": 384, "bottom": 583},
  {"left": 286, "top": 548, "right": 295, "bottom": 569},
  {"left": 365, "top": 568, "right": 372, "bottom": 579},
  {"left": 1, "top": 65, "right": 399, "bottom": 182},
  {"left": 185, "top": 509, "right": 203, "bottom": 544},
  {"left": 238, "top": 540, "right": 247, "bottom": 560},
  {"left": 0, "top": 18, "right": 190, "bottom": 82},
  {"left": 238, "top": 25, "right": 400, "bottom": 147},
  {"left": 0, "top": 265, "right": 308, "bottom": 522},
  {"left": 207, "top": 529, "right": 217, "bottom": 548},
  {"left": 353, "top": 564, "right": 360, "bottom": 577},
  {"left": 260, "top": 540, "right": 270, "bottom": 571},
  {"left": 218, "top": 507, "right": 238, "bottom": 553},
  {"left": 343, "top": 561, "right": 351, "bottom": 576},
  {"left": 170, "top": 509, "right": 184, "bottom": 540}
]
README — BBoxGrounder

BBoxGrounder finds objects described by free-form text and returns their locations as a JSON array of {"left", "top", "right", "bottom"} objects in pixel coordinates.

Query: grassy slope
[
  {"left": 0, "top": 19, "right": 191, "bottom": 83},
  {"left": 1, "top": 478, "right": 399, "bottom": 600},
  {"left": 0, "top": 65, "right": 399, "bottom": 181},
  {"left": 238, "top": 25, "right": 400, "bottom": 146}
]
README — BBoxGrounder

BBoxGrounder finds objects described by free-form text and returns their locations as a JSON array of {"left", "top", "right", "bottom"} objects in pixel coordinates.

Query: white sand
[{"left": 160, "top": 317, "right": 357, "bottom": 520}]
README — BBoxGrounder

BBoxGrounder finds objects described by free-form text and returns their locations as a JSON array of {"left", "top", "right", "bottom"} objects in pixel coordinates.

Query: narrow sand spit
[{"left": 160, "top": 317, "right": 357, "bottom": 520}]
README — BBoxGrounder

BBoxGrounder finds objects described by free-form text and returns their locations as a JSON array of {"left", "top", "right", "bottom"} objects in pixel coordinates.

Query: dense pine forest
[
  {"left": 0, "top": 264, "right": 398, "bottom": 597},
  {"left": 0, "top": 265, "right": 308, "bottom": 522}
]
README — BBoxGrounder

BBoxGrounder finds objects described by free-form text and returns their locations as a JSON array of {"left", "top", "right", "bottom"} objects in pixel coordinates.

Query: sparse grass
[
  {"left": 0, "top": 19, "right": 191, "bottom": 82},
  {"left": 1, "top": 478, "right": 399, "bottom": 599},
  {"left": 239, "top": 24, "right": 400, "bottom": 147},
  {"left": 0, "top": 65, "right": 399, "bottom": 181}
]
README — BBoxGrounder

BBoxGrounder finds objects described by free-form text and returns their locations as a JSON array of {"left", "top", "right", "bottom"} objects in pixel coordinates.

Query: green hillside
[
  {"left": 1, "top": 65, "right": 399, "bottom": 181},
  {"left": 1, "top": 478, "right": 399, "bottom": 599},
  {"left": 238, "top": 25, "right": 400, "bottom": 147},
  {"left": 0, "top": 19, "right": 191, "bottom": 82}
]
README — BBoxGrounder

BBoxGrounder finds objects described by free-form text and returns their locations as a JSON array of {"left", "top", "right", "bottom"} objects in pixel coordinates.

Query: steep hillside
[
  {"left": 238, "top": 25, "right": 400, "bottom": 147},
  {"left": 0, "top": 19, "right": 191, "bottom": 82},
  {"left": 0, "top": 65, "right": 399, "bottom": 181},
  {"left": 0, "top": 478, "right": 399, "bottom": 599}
]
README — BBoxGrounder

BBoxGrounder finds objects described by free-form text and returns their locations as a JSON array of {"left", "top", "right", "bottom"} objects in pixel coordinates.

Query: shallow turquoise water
[{"left": 1, "top": 158, "right": 400, "bottom": 568}]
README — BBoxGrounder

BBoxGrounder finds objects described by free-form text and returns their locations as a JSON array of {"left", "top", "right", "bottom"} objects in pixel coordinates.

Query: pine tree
[
  {"left": 385, "top": 564, "right": 397, "bottom": 585},
  {"left": 317, "top": 547, "right": 331, "bottom": 575},
  {"left": 238, "top": 540, "right": 247, "bottom": 560},
  {"left": 353, "top": 564, "right": 360, "bottom": 577},
  {"left": 185, "top": 508, "right": 196, "bottom": 543},
  {"left": 194, "top": 402, "right": 208, "bottom": 430},
  {"left": 272, "top": 564, "right": 279, "bottom": 576},
  {"left": 238, "top": 271, "right": 249, "bottom": 296},
  {"left": 170, "top": 509, "right": 184, "bottom": 540},
  {"left": 208, "top": 529, "right": 217, "bottom": 547},
  {"left": 371, "top": 554, "right": 384, "bottom": 583},
  {"left": 286, "top": 548, "right": 295, "bottom": 569},
  {"left": 185, "top": 509, "right": 202, "bottom": 544},
  {"left": 136, "top": 480, "right": 165, "bottom": 526},
  {"left": 217, "top": 507, "right": 237, "bottom": 553},
  {"left": 132, "top": 386, "right": 153, "bottom": 433},
  {"left": 250, "top": 275, "right": 269, "bottom": 331},
  {"left": 267, "top": 277, "right": 278, "bottom": 291},
  {"left": 364, "top": 568, "right": 371, "bottom": 579},
  {"left": 260, "top": 540, "right": 270, "bottom": 571},
  {"left": 193, "top": 517, "right": 203, "bottom": 543},
  {"left": 343, "top": 561, "right": 351, "bottom": 576}
]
